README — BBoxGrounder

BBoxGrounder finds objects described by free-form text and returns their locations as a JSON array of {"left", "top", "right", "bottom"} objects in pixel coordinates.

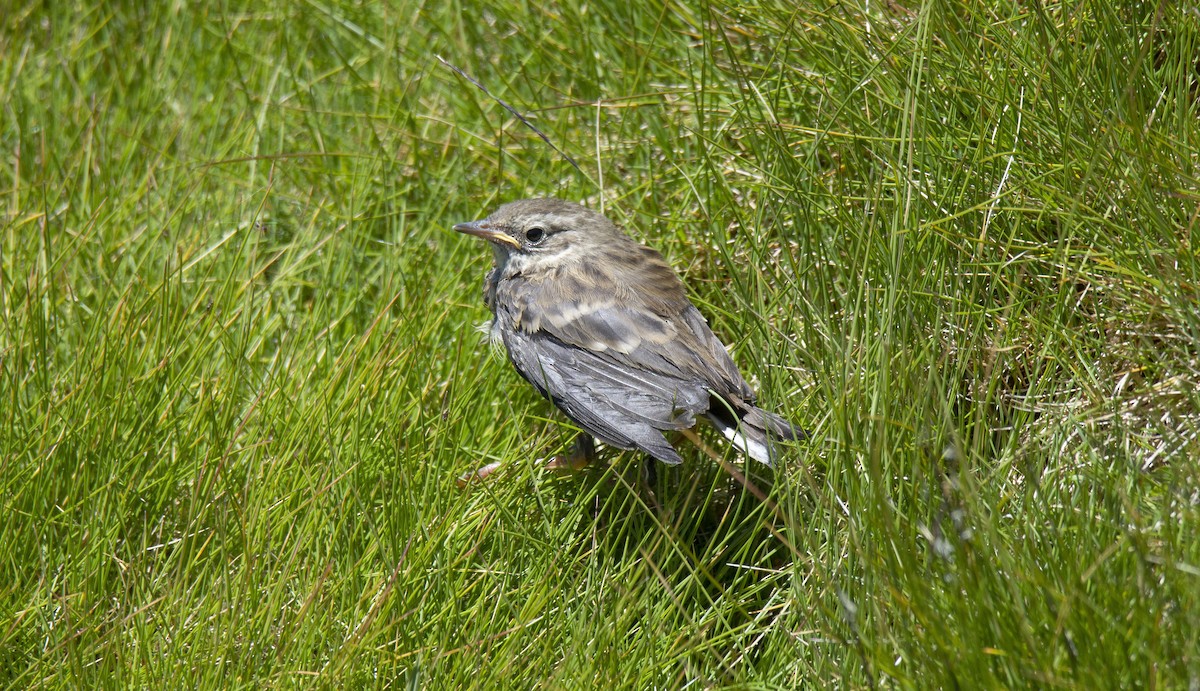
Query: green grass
[{"left": 2, "top": 0, "right": 1198, "bottom": 687}]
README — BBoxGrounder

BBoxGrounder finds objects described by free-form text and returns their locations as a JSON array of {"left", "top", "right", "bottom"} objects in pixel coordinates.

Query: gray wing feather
[
  {"left": 525, "top": 295, "right": 753, "bottom": 401},
  {"left": 502, "top": 326, "right": 710, "bottom": 465}
]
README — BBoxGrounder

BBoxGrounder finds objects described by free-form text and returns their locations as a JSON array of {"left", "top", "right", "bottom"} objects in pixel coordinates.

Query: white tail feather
[{"left": 717, "top": 422, "right": 772, "bottom": 465}]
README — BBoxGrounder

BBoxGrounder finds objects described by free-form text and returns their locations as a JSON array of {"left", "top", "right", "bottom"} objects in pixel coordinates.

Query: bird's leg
[
  {"left": 544, "top": 434, "right": 596, "bottom": 471},
  {"left": 639, "top": 456, "right": 661, "bottom": 512},
  {"left": 641, "top": 455, "right": 658, "bottom": 488}
]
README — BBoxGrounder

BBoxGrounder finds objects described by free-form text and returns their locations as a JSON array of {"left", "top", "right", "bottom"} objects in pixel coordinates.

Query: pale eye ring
[{"left": 525, "top": 226, "right": 546, "bottom": 244}]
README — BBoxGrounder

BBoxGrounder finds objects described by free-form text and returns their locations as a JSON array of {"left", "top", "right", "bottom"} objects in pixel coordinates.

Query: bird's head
[{"left": 453, "top": 198, "right": 619, "bottom": 268}]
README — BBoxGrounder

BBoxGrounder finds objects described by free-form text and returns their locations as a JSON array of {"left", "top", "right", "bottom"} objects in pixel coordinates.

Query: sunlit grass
[{"left": 2, "top": 1, "right": 1198, "bottom": 687}]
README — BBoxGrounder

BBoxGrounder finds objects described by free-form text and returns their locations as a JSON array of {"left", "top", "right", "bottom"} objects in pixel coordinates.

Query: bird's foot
[
  {"left": 456, "top": 436, "right": 598, "bottom": 490},
  {"left": 544, "top": 434, "right": 597, "bottom": 471},
  {"left": 455, "top": 461, "right": 504, "bottom": 489}
]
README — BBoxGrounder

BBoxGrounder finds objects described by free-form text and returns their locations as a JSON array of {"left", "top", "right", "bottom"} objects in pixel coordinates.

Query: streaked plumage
[{"left": 454, "top": 198, "right": 799, "bottom": 466}]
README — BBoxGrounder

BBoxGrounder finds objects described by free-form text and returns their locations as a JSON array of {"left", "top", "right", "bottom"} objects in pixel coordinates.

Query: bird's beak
[{"left": 453, "top": 219, "right": 521, "bottom": 249}]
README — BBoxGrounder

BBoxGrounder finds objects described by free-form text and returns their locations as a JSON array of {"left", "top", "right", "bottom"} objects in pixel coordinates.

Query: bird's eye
[{"left": 525, "top": 226, "right": 546, "bottom": 245}]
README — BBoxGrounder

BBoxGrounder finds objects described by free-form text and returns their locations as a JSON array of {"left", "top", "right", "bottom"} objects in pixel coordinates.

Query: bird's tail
[{"left": 706, "top": 399, "right": 804, "bottom": 466}]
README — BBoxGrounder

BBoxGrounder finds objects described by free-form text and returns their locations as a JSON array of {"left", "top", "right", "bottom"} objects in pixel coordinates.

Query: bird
[{"left": 453, "top": 197, "right": 800, "bottom": 471}]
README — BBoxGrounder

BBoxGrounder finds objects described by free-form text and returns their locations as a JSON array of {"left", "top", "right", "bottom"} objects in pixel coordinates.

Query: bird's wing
[
  {"left": 508, "top": 279, "right": 756, "bottom": 403},
  {"left": 500, "top": 324, "right": 711, "bottom": 465}
]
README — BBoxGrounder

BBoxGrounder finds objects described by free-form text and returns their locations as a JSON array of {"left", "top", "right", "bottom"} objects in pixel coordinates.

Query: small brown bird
[{"left": 454, "top": 198, "right": 799, "bottom": 468}]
